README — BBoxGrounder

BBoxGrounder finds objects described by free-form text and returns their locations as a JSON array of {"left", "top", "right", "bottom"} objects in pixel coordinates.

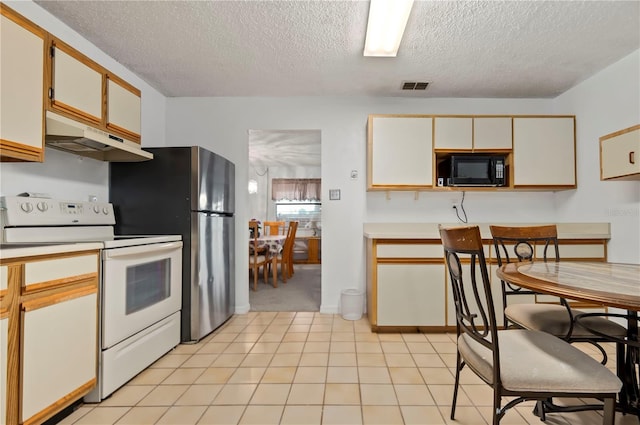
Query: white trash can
[{"left": 340, "top": 289, "right": 364, "bottom": 320}]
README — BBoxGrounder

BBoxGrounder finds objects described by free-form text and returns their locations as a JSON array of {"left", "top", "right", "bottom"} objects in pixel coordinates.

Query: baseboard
[
  {"left": 320, "top": 304, "right": 339, "bottom": 314},
  {"left": 235, "top": 303, "right": 250, "bottom": 314}
]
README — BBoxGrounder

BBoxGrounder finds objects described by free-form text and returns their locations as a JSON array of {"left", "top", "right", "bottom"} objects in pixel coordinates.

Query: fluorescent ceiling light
[{"left": 364, "top": 0, "right": 414, "bottom": 57}]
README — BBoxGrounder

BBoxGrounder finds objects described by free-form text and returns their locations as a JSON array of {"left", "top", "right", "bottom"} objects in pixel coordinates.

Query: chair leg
[
  {"left": 602, "top": 397, "right": 615, "bottom": 425},
  {"left": 451, "top": 352, "right": 462, "bottom": 420},
  {"left": 493, "top": 391, "right": 502, "bottom": 425},
  {"left": 252, "top": 266, "right": 258, "bottom": 291},
  {"left": 272, "top": 258, "right": 278, "bottom": 288}
]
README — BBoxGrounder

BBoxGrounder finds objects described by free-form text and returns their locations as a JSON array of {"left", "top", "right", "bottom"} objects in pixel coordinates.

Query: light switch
[{"left": 329, "top": 189, "right": 341, "bottom": 200}]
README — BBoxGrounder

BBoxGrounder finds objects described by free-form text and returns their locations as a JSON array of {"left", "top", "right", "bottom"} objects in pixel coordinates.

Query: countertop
[
  {"left": 363, "top": 222, "right": 611, "bottom": 240},
  {"left": 0, "top": 242, "right": 104, "bottom": 260}
]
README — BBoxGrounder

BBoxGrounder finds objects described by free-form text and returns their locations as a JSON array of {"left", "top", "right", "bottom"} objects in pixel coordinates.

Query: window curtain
[{"left": 272, "top": 178, "right": 321, "bottom": 201}]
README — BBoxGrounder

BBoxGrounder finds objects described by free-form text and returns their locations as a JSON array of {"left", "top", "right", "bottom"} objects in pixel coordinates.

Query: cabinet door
[
  {"left": 107, "top": 76, "right": 141, "bottom": 142},
  {"left": 434, "top": 117, "right": 472, "bottom": 150},
  {"left": 51, "top": 44, "right": 102, "bottom": 124},
  {"left": 473, "top": 117, "right": 512, "bottom": 150},
  {"left": 600, "top": 125, "right": 640, "bottom": 180},
  {"left": 377, "top": 264, "right": 445, "bottom": 326},
  {"left": 21, "top": 288, "right": 97, "bottom": 424},
  {"left": 0, "top": 7, "right": 45, "bottom": 162},
  {"left": 368, "top": 116, "right": 433, "bottom": 189},
  {"left": 513, "top": 117, "right": 576, "bottom": 187}
]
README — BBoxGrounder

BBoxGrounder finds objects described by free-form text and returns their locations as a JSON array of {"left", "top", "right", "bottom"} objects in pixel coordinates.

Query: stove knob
[
  {"left": 20, "top": 202, "right": 33, "bottom": 213},
  {"left": 36, "top": 202, "right": 48, "bottom": 212},
  {"left": 93, "top": 205, "right": 100, "bottom": 214},
  {"left": 102, "top": 207, "right": 109, "bottom": 215}
]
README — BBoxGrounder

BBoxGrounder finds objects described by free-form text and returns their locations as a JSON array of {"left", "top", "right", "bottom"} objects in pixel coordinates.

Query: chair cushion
[
  {"left": 458, "top": 329, "right": 622, "bottom": 394},
  {"left": 505, "top": 303, "right": 627, "bottom": 338}
]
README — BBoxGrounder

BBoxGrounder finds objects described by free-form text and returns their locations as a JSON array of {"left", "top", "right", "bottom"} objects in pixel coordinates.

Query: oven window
[{"left": 125, "top": 259, "right": 171, "bottom": 314}]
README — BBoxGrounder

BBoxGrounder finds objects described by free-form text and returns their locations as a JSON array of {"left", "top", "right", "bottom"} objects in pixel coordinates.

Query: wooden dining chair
[
  {"left": 439, "top": 225, "right": 621, "bottom": 425},
  {"left": 263, "top": 221, "right": 285, "bottom": 236},
  {"left": 276, "top": 221, "right": 298, "bottom": 282},
  {"left": 249, "top": 220, "right": 274, "bottom": 291},
  {"left": 490, "top": 225, "right": 626, "bottom": 364}
]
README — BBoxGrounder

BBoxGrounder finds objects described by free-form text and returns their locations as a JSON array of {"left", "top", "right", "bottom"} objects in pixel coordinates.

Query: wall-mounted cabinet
[
  {"left": 367, "top": 114, "right": 576, "bottom": 192},
  {"left": 512, "top": 117, "right": 576, "bottom": 188},
  {"left": 50, "top": 41, "right": 103, "bottom": 125},
  {"left": 600, "top": 124, "right": 640, "bottom": 181},
  {"left": 1, "top": 4, "right": 144, "bottom": 163},
  {"left": 47, "top": 37, "right": 142, "bottom": 145},
  {"left": 368, "top": 115, "right": 433, "bottom": 190},
  {"left": 0, "top": 5, "right": 46, "bottom": 162},
  {"left": 107, "top": 75, "right": 142, "bottom": 140}
]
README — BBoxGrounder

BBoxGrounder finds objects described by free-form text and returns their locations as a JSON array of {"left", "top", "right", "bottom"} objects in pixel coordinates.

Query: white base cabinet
[
  {"left": 0, "top": 249, "right": 99, "bottom": 425},
  {"left": 377, "top": 264, "right": 445, "bottom": 326},
  {"left": 21, "top": 289, "right": 97, "bottom": 422},
  {"left": 366, "top": 231, "right": 609, "bottom": 332}
]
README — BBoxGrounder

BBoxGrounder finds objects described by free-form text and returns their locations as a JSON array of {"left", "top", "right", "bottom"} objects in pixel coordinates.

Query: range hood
[{"left": 45, "top": 111, "right": 153, "bottom": 162}]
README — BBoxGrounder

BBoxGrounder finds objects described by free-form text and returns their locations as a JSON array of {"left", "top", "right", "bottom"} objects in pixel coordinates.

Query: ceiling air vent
[{"left": 402, "top": 81, "right": 430, "bottom": 90}]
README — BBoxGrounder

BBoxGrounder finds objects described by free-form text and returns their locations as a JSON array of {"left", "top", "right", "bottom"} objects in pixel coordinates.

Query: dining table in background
[{"left": 498, "top": 261, "right": 640, "bottom": 417}]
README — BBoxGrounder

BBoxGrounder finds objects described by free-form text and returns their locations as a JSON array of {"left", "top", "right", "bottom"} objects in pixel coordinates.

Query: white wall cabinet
[
  {"left": 473, "top": 117, "right": 512, "bottom": 150},
  {"left": 0, "top": 5, "right": 45, "bottom": 162},
  {"left": 51, "top": 42, "right": 103, "bottom": 125},
  {"left": 107, "top": 76, "right": 142, "bottom": 141},
  {"left": 513, "top": 117, "right": 576, "bottom": 188},
  {"left": 434, "top": 117, "right": 472, "bottom": 150},
  {"left": 368, "top": 114, "right": 576, "bottom": 191},
  {"left": 368, "top": 116, "right": 433, "bottom": 189},
  {"left": 600, "top": 124, "right": 640, "bottom": 181}
]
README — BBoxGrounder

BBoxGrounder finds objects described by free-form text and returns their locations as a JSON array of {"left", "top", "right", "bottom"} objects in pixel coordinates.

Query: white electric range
[{"left": 0, "top": 196, "right": 183, "bottom": 402}]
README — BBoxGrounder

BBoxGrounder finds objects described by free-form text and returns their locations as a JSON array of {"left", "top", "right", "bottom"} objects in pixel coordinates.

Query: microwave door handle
[{"left": 103, "top": 241, "right": 183, "bottom": 259}]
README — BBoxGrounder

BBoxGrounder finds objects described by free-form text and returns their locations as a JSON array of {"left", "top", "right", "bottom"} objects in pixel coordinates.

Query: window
[{"left": 275, "top": 202, "right": 322, "bottom": 234}]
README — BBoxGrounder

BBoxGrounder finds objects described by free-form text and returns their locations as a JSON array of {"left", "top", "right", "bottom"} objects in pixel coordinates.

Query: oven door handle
[{"left": 103, "top": 241, "right": 183, "bottom": 259}]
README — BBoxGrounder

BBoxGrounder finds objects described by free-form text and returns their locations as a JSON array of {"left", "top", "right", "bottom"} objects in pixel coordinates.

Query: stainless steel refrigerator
[{"left": 110, "top": 146, "right": 235, "bottom": 342}]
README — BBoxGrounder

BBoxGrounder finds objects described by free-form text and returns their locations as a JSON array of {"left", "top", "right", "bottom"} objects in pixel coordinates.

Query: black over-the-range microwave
[{"left": 438, "top": 154, "right": 506, "bottom": 187}]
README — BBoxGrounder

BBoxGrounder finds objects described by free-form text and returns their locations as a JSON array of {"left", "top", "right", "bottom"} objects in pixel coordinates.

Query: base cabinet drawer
[
  {"left": 21, "top": 288, "right": 97, "bottom": 424},
  {"left": 377, "top": 264, "right": 445, "bottom": 326}
]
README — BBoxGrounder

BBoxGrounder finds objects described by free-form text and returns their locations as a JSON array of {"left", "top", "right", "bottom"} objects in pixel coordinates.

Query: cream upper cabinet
[
  {"left": 473, "top": 117, "right": 512, "bottom": 150},
  {"left": 0, "top": 6, "right": 45, "bottom": 162},
  {"left": 51, "top": 43, "right": 103, "bottom": 124},
  {"left": 600, "top": 124, "right": 640, "bottom": 181},
  {"left": 107, "top": 76, "right": 142, "bottom": 141},
  {"left": 513, "top": 117, "right": 576, "bottom": 187},
  {"left": 368, "top": 116, "right": 433, "bottom": 189},
  {"left": 434, "top": 117, "right": 472, "bottom": 150}
]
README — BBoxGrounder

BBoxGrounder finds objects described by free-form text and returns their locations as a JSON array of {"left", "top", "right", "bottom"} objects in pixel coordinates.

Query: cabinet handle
[{"left": 630, "top": 151, "right": 636, "bottom": 164}]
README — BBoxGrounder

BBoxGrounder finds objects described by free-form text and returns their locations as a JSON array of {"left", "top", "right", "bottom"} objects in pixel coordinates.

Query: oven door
[{"left": 101, "top": 241, "right": 182, "bottom": 349}]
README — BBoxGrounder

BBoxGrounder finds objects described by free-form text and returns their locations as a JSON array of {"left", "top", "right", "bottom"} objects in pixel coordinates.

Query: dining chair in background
[
  {"left": 264, "top": 221, "right": 285, "bottom": 236},
  {"left": 276, "top": 221, "right": 298, "bottom": 282},
  {"left": 249, "top": 220, "right": 275, "bottom": 291},
  {"left": 439, "top": 225, "right": 621, "bottom": 425},
  {"left": 490, "top": 224, "right": 626, "bottom": 364}
]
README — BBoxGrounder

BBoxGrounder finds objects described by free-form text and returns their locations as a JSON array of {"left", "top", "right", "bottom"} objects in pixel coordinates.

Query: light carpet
[{"left": 249, "top": 264, "right": 321, "bottom": 312}]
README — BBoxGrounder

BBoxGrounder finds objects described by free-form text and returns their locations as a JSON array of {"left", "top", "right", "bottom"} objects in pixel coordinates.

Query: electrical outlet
[{"left": 450, "top": 198, "right": 459, "bottom": 209}]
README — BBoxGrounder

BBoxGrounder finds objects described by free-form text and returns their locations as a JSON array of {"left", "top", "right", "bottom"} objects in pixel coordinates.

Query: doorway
[{"left": 248, "top": 129, "right": 321, "bottom": 312}]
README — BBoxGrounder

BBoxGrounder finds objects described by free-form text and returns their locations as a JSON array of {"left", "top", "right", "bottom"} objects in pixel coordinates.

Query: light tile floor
[{"left": 59, "top": 312, "right": 638, "bottom": 425}]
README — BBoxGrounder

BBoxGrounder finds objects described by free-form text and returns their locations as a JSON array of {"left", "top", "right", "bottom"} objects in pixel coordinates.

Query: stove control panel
[{"left": 1, "top": 196, "right": 116, "bottom": 226}]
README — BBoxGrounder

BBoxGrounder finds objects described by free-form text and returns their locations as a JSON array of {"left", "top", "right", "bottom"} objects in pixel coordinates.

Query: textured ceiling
[
  {"left": 31, "top": 0, "right": 640, "bottom": 168},
  {"left": 34, "top": 0, "right": 640, "bottom": 99}
]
